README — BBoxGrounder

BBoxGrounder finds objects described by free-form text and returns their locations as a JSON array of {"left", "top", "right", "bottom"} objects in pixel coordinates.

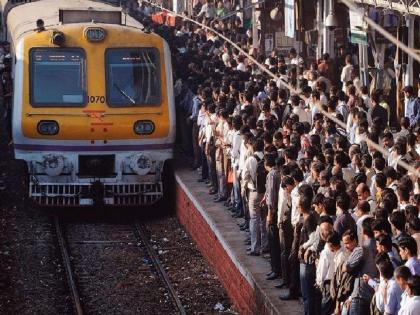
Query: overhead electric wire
[{"left": 140, "top": 0, "right": 419, "bottom": 178}]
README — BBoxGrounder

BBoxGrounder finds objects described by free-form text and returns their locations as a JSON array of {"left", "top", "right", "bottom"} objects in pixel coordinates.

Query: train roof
[{"left": 4, "top": 0, "right": 144, "bottom": 43}]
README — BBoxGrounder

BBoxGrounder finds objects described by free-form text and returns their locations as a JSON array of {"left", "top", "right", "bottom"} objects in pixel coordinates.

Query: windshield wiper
[{"left": 113, "top": 83, "right": 135, "bottom": 105}]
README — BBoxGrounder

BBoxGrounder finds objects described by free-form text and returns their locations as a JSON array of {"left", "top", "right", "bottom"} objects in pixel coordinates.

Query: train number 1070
[{"left": 88, "top": 96, "right": 106, "bottom": 103}]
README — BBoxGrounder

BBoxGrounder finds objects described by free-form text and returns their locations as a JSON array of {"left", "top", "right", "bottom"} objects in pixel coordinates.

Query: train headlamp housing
[
  {"left": 84, "top": 27, "right": 106, "bottom": 42},
  {"left": 37, "top": 120, "right": 59, "bottom": 135},
  {"left": 51, "top": 31, "right": 65, "bottom": 46},
  {"left": 43, "top": 154, "right": 64, "bottom": 177},
  {"left": 134, "top": 120, "right": 155, "bottom": 135},
  {"left": 129, "top": 153, "right": 152, "bottom": 176}
]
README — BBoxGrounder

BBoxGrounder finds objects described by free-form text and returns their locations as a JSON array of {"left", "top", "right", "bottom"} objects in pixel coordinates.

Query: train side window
[
  {"left": 30, "top": 48, "right": 86, "bottom": 107},
  {"left": 105, "top": 48, "right": 161, "bottom": 107}
]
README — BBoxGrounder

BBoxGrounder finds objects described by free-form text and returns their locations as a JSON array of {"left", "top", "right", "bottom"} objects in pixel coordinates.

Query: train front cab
[{"left": 12, "top": 20, "right": 175, "bottom": 206}]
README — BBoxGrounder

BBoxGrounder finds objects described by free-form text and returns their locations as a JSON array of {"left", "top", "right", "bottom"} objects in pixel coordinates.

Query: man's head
[
  {"left": 394, "top": 265, "right": 412, "bottom": 291},
  {"left": 377, "top": 259, "right": 394, "bottom": 280},
  {"left": 382, "top": 132, "right": 394, "bottom": 149},
  {"left": 336, "top": 193, "right": 350, "bottom": 212},
  {"left": 327, "top": 231, "right": 341, "bottom": 253},
  {"left": 372, "top": 218, "right": 392, "bottom": 238},
  {"left": 355, "top": 200, "right": 370, "bottom": 218},
  {"left": 319, "top": 216, "right": 334, "bottom": 241},
  {"left": 356, "top": 183, "right": 371, "bottom": 201},
  {"left": 298, "top": 196, "right": 312, "bottom": 215},
  {"left": 398, "top": 237, "right": 418, "bottom": 260},
  {"left": 281, "top": 175, "right": 295, "bottom": 193},
  {"left": 375, "top": 234, "right": 393, "bottom": 254},
  {"left": 342, "top": 229, "right": 358, "bottom": 252},
  {"left": 403, "top": 85, "right": 415, "bottom": 98},
  {"left": 407, "top": 275, "right": 420, "bottom": 297},
  {"left": 390, "top": 211, "right": 406, "bottom": 235}
]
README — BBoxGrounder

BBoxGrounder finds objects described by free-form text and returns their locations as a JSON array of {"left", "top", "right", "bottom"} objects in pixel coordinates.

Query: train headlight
[
  {"left": 134, "top": 120, "right": 155, "bottom": 135},
  {"left": 37, "top": 120, "right": 59, "bottom": 135},
  {"left": 43, "top": 155, "right": 64, "bottom": 177},
  {"left": 129, "top": 154, "right": 152, "bottom": 176},
  {"left": 84, "top": 27, "right": 106, "bottom": 42}
]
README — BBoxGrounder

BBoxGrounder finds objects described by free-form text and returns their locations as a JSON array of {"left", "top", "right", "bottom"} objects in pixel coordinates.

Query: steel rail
[
  {"left": 133, "top": 222, "right": 187, "bottom": 315},
  {"left": 54, "top": 216, "right": 84, "bottom": 315}
]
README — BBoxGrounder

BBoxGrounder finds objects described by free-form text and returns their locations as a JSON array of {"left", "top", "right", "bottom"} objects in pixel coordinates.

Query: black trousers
[
  {"left": 200, "top": 147, "right": 208, "bottom": 180},
  {"left": 320, "top": 281, "right": 334, "bottom": 315},
  {"left": 279, "top": 221, "right": 293, "bottom": 285},
  {"left": 289, "top": 222, "right": 302, "bottom": 296},
  {"left": 268, "top": 222, "right": 281, "bottom": 275}
]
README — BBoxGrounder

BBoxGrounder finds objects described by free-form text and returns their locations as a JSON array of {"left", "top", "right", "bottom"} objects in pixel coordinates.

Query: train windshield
[
  {"left": 106, "top": 48, "right": 161, "bottom": 106},
  {"left": 30, "top": 49, "right": 86, "bottom": 106}
]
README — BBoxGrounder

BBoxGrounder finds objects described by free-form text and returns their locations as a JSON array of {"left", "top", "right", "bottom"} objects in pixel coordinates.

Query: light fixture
[
  {"left": 270, "top": 1, "right": 282, "bottom": 21},
  {"left": 325, "top": 0, "right": 338, "bottom": 30}
]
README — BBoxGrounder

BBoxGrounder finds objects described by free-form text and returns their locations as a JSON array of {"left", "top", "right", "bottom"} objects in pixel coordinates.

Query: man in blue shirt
[{"left": 403, "top": 86, "right": 420, "bottom": 127}]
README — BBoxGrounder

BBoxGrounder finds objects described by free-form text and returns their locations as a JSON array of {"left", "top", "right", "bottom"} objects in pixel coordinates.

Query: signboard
[
  {"left": 265, "top": 34, "right": 274, "bottom": 54},
  {"left": 284, "top": 0, "right": 295, "bottom": 38},
  {"left": 349, "top": 8, "right": 368, "bottom": 45},
  {"left": 274, "top": 31, "right": 294, "bottom": 55}
]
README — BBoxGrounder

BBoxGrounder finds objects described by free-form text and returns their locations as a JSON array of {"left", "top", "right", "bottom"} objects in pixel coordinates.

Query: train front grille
[{"left": 29, "top": 182, "right": 163, "bottom": 206}]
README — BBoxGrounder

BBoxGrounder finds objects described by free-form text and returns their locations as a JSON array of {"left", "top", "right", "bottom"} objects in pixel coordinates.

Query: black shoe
[
  {"left": 214, "top": 197, "right": 227, "bottom": 203},
  {"left": 223, "top": 201, "right": 230, "bottom": 207},
  {"left": 266, "top": 271, "right": 275, "bottom": 277},
  {"left": 197, "top": 178, "right": 206, "bottom": 183},
  {"left": 246, "top": 251, "right": 260, "bottom": 256},
  {"left": 266, "top": 272, "right": 279, "bottom": 280},
  {"left": 279, "top": 292, "right": 298, "bottom": 301},
  {"left": 209, "top": 189, "right": 217, "bottom": 195}
]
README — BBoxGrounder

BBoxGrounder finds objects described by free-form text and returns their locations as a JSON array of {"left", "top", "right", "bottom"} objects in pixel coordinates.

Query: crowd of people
[{"left": 136, "top": 1, "right": 420, "bottom": 315}]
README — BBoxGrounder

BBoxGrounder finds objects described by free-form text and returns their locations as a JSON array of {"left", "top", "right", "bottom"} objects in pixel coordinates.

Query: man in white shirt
[
  {"left": 230, "top": 116, "right": 243, "bottom": 216},
  {"left": 214, "top": 110, "right": 229, "bottom": 202},
  {"left": 394, "top": 265, "right": 412, "bottom": 315},
  {"left": 289, "top": 48, "right": 304, "bottom": 66},
  {"left": 341, "top": 55, "right": 354, "bottom": 92},
  {"left": 399, "top": 275, "right": 420, "bottom": 315},
  {"left": 236, "top": 55, "right": 246, "bottom": 72},
  {"left": 242, "top": 138, "right": 266, "bottom": 256},
  {"left": 316, "top": 223, "right": 340, "bottom": 315},
  {"left": 354, "top": 200, "right": 372, "bottom": 245},
  {"left": 276, "top": 176, "right": 295, "bottom": 291}
]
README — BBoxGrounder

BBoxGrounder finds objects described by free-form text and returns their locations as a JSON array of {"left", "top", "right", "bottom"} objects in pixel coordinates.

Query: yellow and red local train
[{"left": 1, "top": 0, "right": 175, "bottom": 206}]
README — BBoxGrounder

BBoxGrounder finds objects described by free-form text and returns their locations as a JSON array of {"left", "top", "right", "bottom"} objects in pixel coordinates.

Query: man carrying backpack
[{"left": 243, "top": 138, "right": 268, "bottom": 256}]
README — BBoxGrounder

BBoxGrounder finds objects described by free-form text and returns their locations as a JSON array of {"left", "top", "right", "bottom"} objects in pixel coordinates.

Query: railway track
[{"left": 53, "top": 216, "right": 187, "bottom": 315}]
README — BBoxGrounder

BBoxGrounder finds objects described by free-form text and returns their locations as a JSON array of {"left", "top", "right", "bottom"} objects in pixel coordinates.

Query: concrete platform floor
[{"left": 175, "top": 164, "right": 303, "bottom": 315}]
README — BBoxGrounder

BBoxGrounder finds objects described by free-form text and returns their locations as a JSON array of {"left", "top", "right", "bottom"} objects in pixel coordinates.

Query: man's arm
[{"left": 344, "top": 247, "right": 363, "bottom": 274}]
